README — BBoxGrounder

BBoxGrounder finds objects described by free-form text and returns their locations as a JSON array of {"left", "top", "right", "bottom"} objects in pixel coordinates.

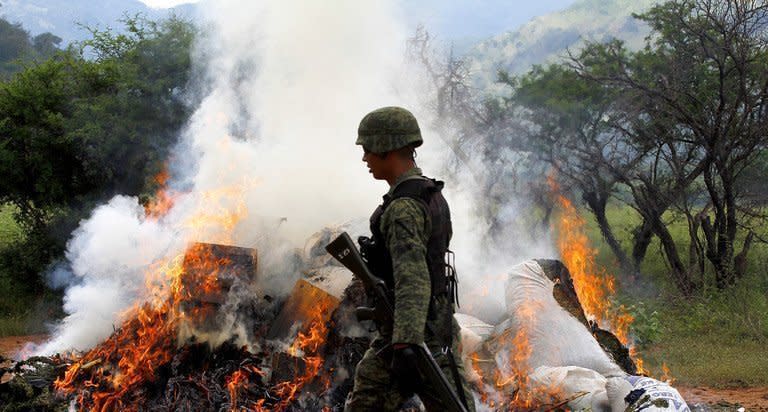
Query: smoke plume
[{"left": 37, "top": 0, "right": 555, "bottom": 354}]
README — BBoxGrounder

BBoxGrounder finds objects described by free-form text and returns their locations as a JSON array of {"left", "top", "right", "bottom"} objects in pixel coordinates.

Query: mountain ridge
[
  {"left": 0, "top": 0, "right": 195, "bottom": 44},
  {"left": 465, "top": 0, "right": 662, "bottom": 90}
]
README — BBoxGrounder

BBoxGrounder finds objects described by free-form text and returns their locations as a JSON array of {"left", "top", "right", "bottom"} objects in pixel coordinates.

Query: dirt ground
[
  {"left": 1, "top": 335, "right": 49, "bottom": 384},
  {"left": 2, "top": 336, "right": 767, "bottom": 410},
  {"left": 0, "top": 335, "right": 48, "bottom": 359},
  {"left": 679, "top": 385, "right": 768, "bottom": 411},
  {"left": 0, "top": 335, "right": 48, "bottom": 358}
]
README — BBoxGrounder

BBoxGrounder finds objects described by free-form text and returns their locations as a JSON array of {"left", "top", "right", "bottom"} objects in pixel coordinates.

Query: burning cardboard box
[{"left": 177, "top": 242, "right": 258, "bottom": 332}]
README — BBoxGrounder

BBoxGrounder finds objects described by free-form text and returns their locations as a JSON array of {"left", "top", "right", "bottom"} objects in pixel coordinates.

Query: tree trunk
[
  {"left": 631, "top": 218, "right": 653, "bottom": 269},
  {"left": 687, "top": 209, "right": 707, "bottom": 285},
  {"left": 648, "top": 212, "right": 697, "bottom": 295},
  {"left": 734, "top": 231, "right": 754, "bottom": 280},
  {"left": 582, "top": 191, "right": 637, "bottom": 279},
  {"left": 703, "top": 167, "right": 737, "bottom": 288}
]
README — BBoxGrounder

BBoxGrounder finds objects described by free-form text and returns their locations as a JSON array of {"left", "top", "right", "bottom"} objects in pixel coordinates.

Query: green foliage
[
  {"left": 626, "top": 302, "right": 662, "bottom": 345},
  {"left": 66, "top": 16, "right": 195, "bottom": 197},
  {"left": 509, "top": 0, "right": 768, "bottom": 293},
  {"left": 0, "top": 204, "right": 22, "bottom": 248},
  {"left": 643, "top": 336, "right": 768, "bottom": 387},
  {"left": 0, "top": 56, "right": 96, "bottom": 231},
  {"left": 0, "top": 206, "right": 62, "bottom": 336},
  {"left": 640, "top": 283, "right": 768, "bottom": 386},
  {"left": 0, "top": 15, "right": 195, "bottom": 321},
  {"left": 0, "top": 19, "right": 31, "bottom": 63}
]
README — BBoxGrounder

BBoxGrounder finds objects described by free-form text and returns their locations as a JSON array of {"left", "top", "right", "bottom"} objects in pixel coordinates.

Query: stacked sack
[{"left": 456, "top": 259, "right": 689, "bottom": 411}]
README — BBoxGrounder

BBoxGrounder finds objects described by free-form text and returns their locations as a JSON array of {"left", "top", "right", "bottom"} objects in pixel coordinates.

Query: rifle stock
[{"left": 325, "top": 232, "right": 469, "bottom": 412}]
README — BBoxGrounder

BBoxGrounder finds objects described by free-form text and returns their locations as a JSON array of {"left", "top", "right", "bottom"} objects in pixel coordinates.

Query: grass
[
  {"left": 0, "top": 203, "right": 58, "bottom": 337},
  {"left": 0, "top": 204, "right": 23, "bottom": 248},
  {"left": 633, "top": 278, "right": 768, "bottom": 387},
  {"left": 642, "top": 336, "right": 768, "bottom": 387},
  {"left": 581, "top": 202, "right": 768, "bottom": 387}
]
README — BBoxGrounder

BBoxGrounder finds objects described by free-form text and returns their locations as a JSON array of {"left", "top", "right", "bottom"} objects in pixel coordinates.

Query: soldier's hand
[{"left": 390, "top": 343, "right": 422, "bottom": 395}]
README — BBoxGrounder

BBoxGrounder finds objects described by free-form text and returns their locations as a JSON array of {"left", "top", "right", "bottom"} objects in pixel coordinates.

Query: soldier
[{"left": 345, "top": 106, "right": 476, "bottom": 411}]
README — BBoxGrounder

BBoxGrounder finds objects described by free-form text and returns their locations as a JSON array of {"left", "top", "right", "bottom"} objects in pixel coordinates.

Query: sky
[
  {"left": 403, "top": 0, "right": 580, "bottom": 39},
  {"left": 138, "top": 0, "right": 580, "bottom": 40},
  {"left": 139, "top": 0, "right": 196, "bottom": 7}
]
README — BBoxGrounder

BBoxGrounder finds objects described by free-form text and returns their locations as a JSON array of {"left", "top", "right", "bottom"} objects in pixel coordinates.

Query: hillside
[
  {"left": 466, "top": 0, "right": 662, "bottom": 89},
  {"left": 0, "top": 0, "right": 195, "bottom": 44}
]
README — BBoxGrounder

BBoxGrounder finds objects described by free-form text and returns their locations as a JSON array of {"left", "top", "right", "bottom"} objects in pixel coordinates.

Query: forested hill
[
  {"left": 0, "top": 0, "right": 195, "bottom": 44},
  {"left": 466, "top": 0, "right": 661, "bottom": 88}
]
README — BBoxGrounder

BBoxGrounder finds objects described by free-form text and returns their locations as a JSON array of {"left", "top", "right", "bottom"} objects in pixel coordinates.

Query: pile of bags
[{"left": 457, "top": 259, "right": 689, "bottom": 412}]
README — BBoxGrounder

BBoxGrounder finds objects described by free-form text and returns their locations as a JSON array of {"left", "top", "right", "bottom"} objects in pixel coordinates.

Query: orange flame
[
  {"left": 54, "top": 245, "right": 221, "bottom": 410},
  {"left": 468, "top": 299, "right": 564, "bottom": 409},
  {"left": 549, "top": 175, "right": 645, "bottom": 371},
  {"left": 144, "top": 167, "right": 180, "bottom": 219},
  {"left": 227, "top": 365, "right": 266, "bottom": 411},
  {"left": 271, "top": 302, "right": 333, "bottom": 409},
  {"left": 660, "top": 362, "right": 674, "bottom": 384},
  {"left": 549, "top": 176, "right": 632, "bottom": 341},
  {"left": 53, "top": 169, "right": 340, "bottom": 410}
]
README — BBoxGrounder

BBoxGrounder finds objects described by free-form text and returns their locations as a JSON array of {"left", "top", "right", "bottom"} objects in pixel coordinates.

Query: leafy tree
[
  {"left": 0, "top": 18, "right": 33, "bottom": 77},
  {"left": 69, "top": 15, "right": 195, "bottom": 196},
  {"left": 575, "top": 0, "right": 768, "bottom": 289},
  {"left": 0, "top": 57, "right": 92, "bottom": 231},
  {"left": 32, "top": 32, "right": 63, "bottom": 57},
  {"left": 509, "top": 63, "right": 654, "bottom": 280},
  {"left": 509, "top": 0, "right": 768, "bottom": 293},
  {"left": 0, "top": 15, "right": 195, "bottom": 290}
]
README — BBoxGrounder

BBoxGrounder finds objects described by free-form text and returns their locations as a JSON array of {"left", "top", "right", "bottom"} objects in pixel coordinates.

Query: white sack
[
  {"left": 455, "top": 313, "right": 494, "bottom": 384},
  {"left": 502, "top": 260, "right": 625, "bottom": 377},
  {"left": 530, "top": 366, "right": 611, "bottom": 411},
  {"left": 606, "top": 375, "right": 690, "bottom": 412}
]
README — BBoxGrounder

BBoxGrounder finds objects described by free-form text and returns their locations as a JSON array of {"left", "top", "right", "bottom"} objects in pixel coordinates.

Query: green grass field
[
  {"left": 0, "top": 204, "right": 53, "bottom": 336},
  {"left": 583, "top": 203, "right": 768, "bottom": 387}
]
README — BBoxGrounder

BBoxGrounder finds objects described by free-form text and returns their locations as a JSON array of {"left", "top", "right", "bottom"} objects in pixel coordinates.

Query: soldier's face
[{"left": 362, "top": 149, "right": 389, "bottom": 180}]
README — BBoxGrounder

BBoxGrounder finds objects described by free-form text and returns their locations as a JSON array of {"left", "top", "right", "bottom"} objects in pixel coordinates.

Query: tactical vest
[{"left": 362, "top": 176, "right": 458, "bottom": 344}]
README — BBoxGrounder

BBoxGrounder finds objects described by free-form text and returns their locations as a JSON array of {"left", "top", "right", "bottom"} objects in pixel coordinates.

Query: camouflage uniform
[{"left": 344, "top": 167, "right": 476, "bottom": 412}]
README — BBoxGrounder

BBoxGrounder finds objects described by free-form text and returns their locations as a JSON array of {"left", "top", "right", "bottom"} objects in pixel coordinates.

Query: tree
[
  {"left": 509, "top": 63, "right": 655, "bottom": 280},
  {"left": 0, "top": 57, "right": 92, "bottom": 231},
  {"left": 574, "top": 0, "right": 768, "bottom": 289},
  {"left": 32, "top": 32, "right": 63, "bottom": 57},
  {"left": 68, "top": 15, "right": 195, "bottom": 196},
  {"left": 506, "top": 0, "right": 768, "bottom": 293},
  {"left": 0, "top": 15, "right": 196, "bottom": 289}
]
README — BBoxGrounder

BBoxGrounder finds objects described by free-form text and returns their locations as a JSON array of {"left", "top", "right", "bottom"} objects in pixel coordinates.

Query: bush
[{"left": 627, "top": 302, "right": 662, "bottom": 345}]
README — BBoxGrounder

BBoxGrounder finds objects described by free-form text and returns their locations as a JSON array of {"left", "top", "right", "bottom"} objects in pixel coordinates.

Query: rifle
[{"left": 325, "top": 232, "right": 469, "bottom": 412}]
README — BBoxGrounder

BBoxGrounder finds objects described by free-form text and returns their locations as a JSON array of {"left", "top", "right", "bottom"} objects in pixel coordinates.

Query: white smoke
[{"left": 37, "top": 0, "right": 555, "bottom": 354}]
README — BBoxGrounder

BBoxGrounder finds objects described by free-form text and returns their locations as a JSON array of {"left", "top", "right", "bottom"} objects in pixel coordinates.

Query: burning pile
[
  {"left": 1, "top": 232, "right": 371, "bottom": 411},
  {"left": 448, "top": 190, "right": 688, "bottom": 411}
]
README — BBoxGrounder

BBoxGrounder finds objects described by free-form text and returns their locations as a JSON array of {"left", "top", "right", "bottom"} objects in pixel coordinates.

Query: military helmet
[{"left": 356, "top": 106, "right": 423, "bottom": 153}]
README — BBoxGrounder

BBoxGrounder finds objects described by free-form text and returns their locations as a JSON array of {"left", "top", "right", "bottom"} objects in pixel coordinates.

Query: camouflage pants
[{"left": 344, "top": 343, "right": 476, "bottom": 412}]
